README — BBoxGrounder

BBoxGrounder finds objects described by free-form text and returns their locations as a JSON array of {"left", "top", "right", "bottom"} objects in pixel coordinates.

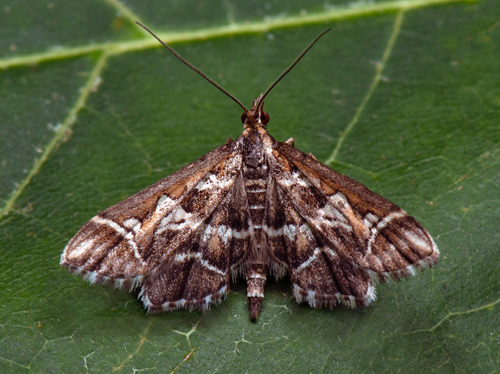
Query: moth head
[{"left": 241, "top": 94, "right": 270, "bottom": 129}]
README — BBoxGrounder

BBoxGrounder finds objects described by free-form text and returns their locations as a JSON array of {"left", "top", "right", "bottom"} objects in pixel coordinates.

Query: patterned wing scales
[
  {"left": 228, "top": 173, "right": 253, "bottom": 279},
  {"left": 140, "top": 172, "right": 253, "bottom": 312},
  {"left": 276, "top": 187, "right": 376, "bottom": 308},
  {"left": 61, "top": 143, "right": 242, "bottom": 294},
  {"left": 262, "top": 177, "right": 288, "bottom": 279},
  {"left": 140, "top": 188, "right": 235, "bottom": 312},
  {"left": 269, "top": 142, "right": 439, "bottom": 289}
]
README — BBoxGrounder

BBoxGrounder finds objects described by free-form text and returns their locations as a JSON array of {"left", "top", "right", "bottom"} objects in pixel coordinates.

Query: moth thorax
[{"left": 242, "top": 128, "right": 265, "bottom": 168}]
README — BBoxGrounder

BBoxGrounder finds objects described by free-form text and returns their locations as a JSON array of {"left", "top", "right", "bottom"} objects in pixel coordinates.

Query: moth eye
[
  {"left": 241, "top": 112, "right": 247, "bottom": 124},
  {"left": 261, "top": 111, "right": 270, "bottom": 124}
]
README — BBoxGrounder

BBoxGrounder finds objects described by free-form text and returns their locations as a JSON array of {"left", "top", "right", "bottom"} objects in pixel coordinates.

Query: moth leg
[
  {"left": 307, "top": 152, "right": 317, "bottom": 161},
  {"left": 285, "top": 137, "right": 295, "bottom": 146},
  {"left": 226, "top": 137, "right": 234, "bottom": 144}
]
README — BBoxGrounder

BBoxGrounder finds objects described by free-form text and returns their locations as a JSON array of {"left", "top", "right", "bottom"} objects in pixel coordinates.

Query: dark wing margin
[
  {"left": 268, "top": 141, "right": 439, "bottom": 290},
  {"left": 60, "top": 142, "right": 243, "bottom": 308}
]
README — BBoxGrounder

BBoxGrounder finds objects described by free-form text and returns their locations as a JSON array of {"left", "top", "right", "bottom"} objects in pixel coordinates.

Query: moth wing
[
  {"left": 61, "top": 143, "right": 242, "bottom": 292},
  {"left": 268, "top": 141, "right": 439, "bottom": 283},
  {"left": 139, "top": 172, "right": 254, "bottom": 313},
  {"left": 262, "top": 175, "right": 376, "bottom": 308}
]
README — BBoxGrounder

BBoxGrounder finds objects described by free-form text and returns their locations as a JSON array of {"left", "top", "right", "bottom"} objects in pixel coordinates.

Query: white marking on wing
[
  {"left": 156, "top": 195, "right": 174, "bottom": 211},
  {"left": 92, "top": 216, "right": 145, "bottom": 263},
  {"left": 123, "top": 218, "right": 141, "bottom": 234},
  {"left": 294, "top": 248, "right": 321, "bottom": 274},
  {"left": 201, "top": 224, "right": 214, "bottom": 242},
  {"left": 377, "top": 211, "right": 406, "bottom": 230},
  {"left": 218, "top": 225, "right": 232, "bottom": 245},
  {"left": 280, "top": 176, "right": 296, "bottom": 188},
  {"left": 283, "top": 224, "right": 296, "bottom": 241},
  {"left": 199, "top": 258, "right": 227, "bottom": 276},
  {"left": 64, "top": 262, "right": 145, "bottom": 291},
  {"left": 264, "top": 226, "right": 283, "bottom": 238},
  {"left": 294, "top": 171, "right": 311, "bottom": 187},
  {"left": 196, "top": 173, "right": 233, "bottom": 191},
  {"left": 156, "top": 206, "right": 193, "bottom": 234},
  {"left": 332, "top": 191, "right": 348, "bottom": 204},
  {"left": 93, "top": 216, "right": 127, "bottom": 236},
  {"left": 323, "top": 203, "right": 349, "bottom": 224},
  {"left": 323, "top": 247, "right": 338, "bottom": 258},
  {"left": 299, "top": 223, "right": 314, "bottom": 239},
  {"left": 174, "top": 252, "right": 199, "bottom": 262},
  {"left": 232, "top": 229, "right": 250, "bottom": 239},
  {"left": 365, "top": 213, "right": 379, "bottom": 225},
  {"left": 366, "top": 211, "right": 407, "bottom": 256},
  {"left": 319, "top": 203, "right": 353, "bottom": 232},
  {"left": 403, "top": 229, "right": 429, "bottom": 251},
  {"left": 65, "top": 239, "right": 95, "bottom": 261},
  {"left": 123, "top": 231, "right": 143, "bottom": 261}
]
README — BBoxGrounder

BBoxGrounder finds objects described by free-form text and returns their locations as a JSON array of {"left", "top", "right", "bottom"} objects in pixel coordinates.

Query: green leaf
[{"left": 1, "top": 0, "right": 499, "bottom": 372}]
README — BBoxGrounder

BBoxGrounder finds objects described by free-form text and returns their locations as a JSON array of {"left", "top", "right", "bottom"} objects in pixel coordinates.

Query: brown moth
[{"left": 61, "top": 24, "right": 439, "bottom": 320}]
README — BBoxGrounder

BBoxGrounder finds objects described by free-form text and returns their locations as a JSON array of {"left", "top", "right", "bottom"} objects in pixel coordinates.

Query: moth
[{"left": 61, "top": 23, "right": 439, "bottom": 320}]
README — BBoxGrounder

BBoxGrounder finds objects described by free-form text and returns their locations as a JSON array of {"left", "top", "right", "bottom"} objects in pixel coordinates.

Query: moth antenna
[
  {"left": 136, "top": 21, "right": 248, "bottom": 112},
  {"left": 256, "top": 28, "right": 332, "bottom": 111}
]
